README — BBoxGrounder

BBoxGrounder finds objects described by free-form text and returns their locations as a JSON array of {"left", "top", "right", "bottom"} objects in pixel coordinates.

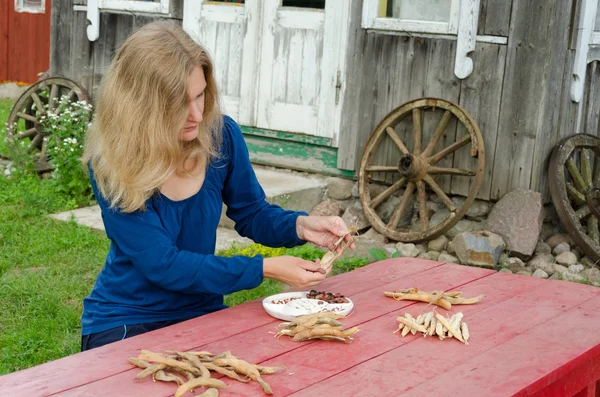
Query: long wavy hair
[{"left": 82, "top": 21, "right": 222, "bottom": 213}]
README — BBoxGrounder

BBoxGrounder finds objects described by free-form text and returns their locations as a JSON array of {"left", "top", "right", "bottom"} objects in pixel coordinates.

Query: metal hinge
[{"left": 335, "top": 70, "right": 342, "bottom": 105}]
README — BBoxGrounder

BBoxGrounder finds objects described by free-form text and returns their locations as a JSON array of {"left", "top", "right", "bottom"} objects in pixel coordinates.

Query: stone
[
  {"left": 430, "top": 209, "right": 451, "bottom": 227},
  {"left": 581, "top": 256, "right": 598, "bottom": 268},
  {"left": 562, "top": 272, "right": 587, "bottom": 283},
  {"left": 553, "top": 264, "right": 569, "bottom": 274},
  {"left": 529, "top": 259, "right": 556, "bottom": 276},
  {"left": 452, "top": 196, "right": 493, "bottom": 220},
  {"left": 309, "top": 200, "right": 343, "bottom": 217},
  {"left": 555, "top": 251, "right": 577, "bottom": 266},
  {"left": 377, "top": 195, "right": 413, "bottom": 228},
  {"left": 568, "top": 264, "right": 585, "bottom": 273},
  {"left": 446, "top": 219, "right": 483, "bottom": 239},
  {"left": 327, "top": 177, "right": 354, "bottom": 200},
  {"left": 446, "top": 239, "right": 456, "bottom": 255},
  {"left": 532, "top": 269, "right": 549, "bottom": 278},
  {"left": 486, "top": 188, "right": 544, "bottom": 257},
  {"left": 428, "top": 235, "right": 448, "bottom": 252},
  {"left": 549, "top": 273, "right": 562, "bottom": 280},
  {"left": 417, "top": 253, "right": 431, "bottom": 260},
  {"left": 395, "top": 243, "right": 420, "bottom": 258},
  {"left": 416, "top": 244, "right": 428, "bottom": 254},
  {"left": 427, "top": 251, "right": 440, "bottom": 261},
  {"left": 438, "top": 253, "right": 459, "bottom": 264},
  {"left": 516, "top": 270, "right": 533, "bottom": 276},
  {"left": 451, "top": 231, "right": 506, "bottom": 268},
  {"left": 341, "top": 206, "right": 370, "bottom": 231},
  {"left": 361, "top": 228, "right": 389, "bottom": 245},
  {"left": 552, "top": 242, "right": 570, "bottom": 256},
  {"left": 499, "top": 268, "right": 513, "bottom": 274},
  {"left": 506, "top": 257, "right": 527, "bottom": 273},
  {"left": 339, "top": 238, "right": 386, "bottom": 261},
  {"left": 582, "top": 268, "right": 600, "bottom": 283},
  {"left": 545, "top": 234, "right": 573, "bottom": 249},
  {"left": 534, "top": 241, "right": 552, "bottom": 255}
]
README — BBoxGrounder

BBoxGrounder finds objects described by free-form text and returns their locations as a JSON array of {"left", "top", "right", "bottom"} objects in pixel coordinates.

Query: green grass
[{"left": 0, "top": 98, "right": 372, "bottom": 374}]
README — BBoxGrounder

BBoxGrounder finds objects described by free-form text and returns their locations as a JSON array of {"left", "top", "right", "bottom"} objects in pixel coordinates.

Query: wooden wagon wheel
[
  {"left": 358, "top": 98, "right": 485, "bottom": 243},
  {"left": 4, "top": 77, "right": 88, "bottom": 171},
  {"left": 548, "top": 134, "right": 600, "bottom": 263}
]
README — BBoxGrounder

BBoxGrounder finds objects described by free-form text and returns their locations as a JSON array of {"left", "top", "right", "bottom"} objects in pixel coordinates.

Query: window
[
  {"left": 571, "top": 0, "right": 599, "bottom": 102},
  {"left": 282, "top": 0, "right": 325, "bottom": 9},
  {"left": 363, "top": 0, "right": 460, "bottom": 35},
  {"left": 15, "top": 0, "right": 45, "bottom": 13}
]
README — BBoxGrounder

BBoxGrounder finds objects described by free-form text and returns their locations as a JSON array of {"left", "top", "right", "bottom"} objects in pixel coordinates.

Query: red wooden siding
[{"left": 0, "top": 0, "right": 51, "bottom": 84}]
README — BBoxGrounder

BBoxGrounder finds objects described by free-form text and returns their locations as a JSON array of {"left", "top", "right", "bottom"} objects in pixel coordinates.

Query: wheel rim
[
  {"left": 549, "top": 134, "right": 600, "bottom": 263},
  {"left": 358, "top": 98, "right": 485, "bottom": 243},
  {"left": 4, "top": 77, "right": 88, "bottom": 169}
]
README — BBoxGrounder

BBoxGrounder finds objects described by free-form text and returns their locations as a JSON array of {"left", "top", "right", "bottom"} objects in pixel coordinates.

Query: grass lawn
[{"left": 0, "top": 98, "right": 370, "bottom": 375}]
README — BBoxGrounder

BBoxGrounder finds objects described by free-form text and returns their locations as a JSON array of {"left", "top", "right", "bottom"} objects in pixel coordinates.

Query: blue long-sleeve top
[{"left": 81, "top": 116, "right": 307, "bottom": 335}]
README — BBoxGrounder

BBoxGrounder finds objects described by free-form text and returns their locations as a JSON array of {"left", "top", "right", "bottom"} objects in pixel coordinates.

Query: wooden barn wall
[
  {"left": 339, "top": 0, "right": 579, "bottom": 202},
  {"left": 50, "top": 0, "right": 183, "bottom": 99}
]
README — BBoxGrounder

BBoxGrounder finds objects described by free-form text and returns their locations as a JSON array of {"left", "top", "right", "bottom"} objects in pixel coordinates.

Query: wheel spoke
[
  {"left": 566, "top": 159, "right": 587, "bottom": 192},
  {"left": 386, "top": 127, "right": 409, "bottom": 155},
  {"left": 370, "top": 177, "right": 407, "bottom": 209},
  {"left": 576, "top": 206, "right": 591, "bottom": 220},
  {"left": 589, "top": 217, "right": 600, "bottom": 245},
  {"left": 423, "top": 174, "right": 456, "bottom": 211},
  {"left": 29, "top": 134, "right": 43, "bottom": 153},
  {"left": 66, "top": 89, "right": 75, "bottom": 101},
  {"left": 428, "top": 135, "right": 471, "bottom": 165},
  {"left": 365, "top": 166, "right": 399, "bottom": 172},
  {"left": 416, "top": 180, "right": 429, "bottom": 231},
  {"left": 566, "top": 182, "right": 586, "bottom": 206},
  {"left": 428, "top": 166, "right": 475, "bottom": 176},
  {"left": 388, "top": 182, "right": 415, "bottom": 229},
  {"left": 49, "top": 84, "right": 58, "bottom": 110},
  {"left": 31, "top": 92, "right": 45, "bottom": 114},
  {"left": 581, "top": 149, "right": 593, "bottom": 188},
  {"left": 421, "top": 110, "right": 452, "bottom": 157},
  {"left": 16, "top": 112, "right": 38, "bottom": 123},
  {"left": 412, "top": 108, "right": 422, "bottom": 155},
  {"left": 16, "top": 128, "right": 38, "bottom": 140}
]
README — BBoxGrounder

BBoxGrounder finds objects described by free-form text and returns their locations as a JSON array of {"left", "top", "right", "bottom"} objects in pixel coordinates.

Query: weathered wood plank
[
  {"left": 226, "top": 21, "right": 244, "bottom": 98},
  {"left": 0, "top": 0, "right": 9, "bottom": 81},
  {"left": 69, "top": 10, "right": 94, "bottom": 97},
  {"left": 423, "top": 39, "right": 460, "bottom": 193},
  {"left": 530, "top": 0, "right": 575, "bottom": 199},
  {"left": 584, "top": 61, "right": 600, "bottom": 136},
  {"left": 336, "top": 0, "right": 366, "bottom": 171},
  {"left": 455, "top": 42, "right": 506, "bottom": 200},
  {"left": 491, "top": 0, "right": 573, "bottom": 200},
  {"left": 287, "top": 30, "right": 305, "bottom": 104},
  {"left": 477, "top": 0, "right": 513, "bottom": 37},
  {"left": 50, "top": 0, "right": 74, "bottom": 78}
]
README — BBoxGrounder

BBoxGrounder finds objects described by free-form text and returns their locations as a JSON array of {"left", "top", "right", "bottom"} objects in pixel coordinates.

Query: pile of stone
[{"left": 310, "top": 177, "right": 600, "bottom": 287}]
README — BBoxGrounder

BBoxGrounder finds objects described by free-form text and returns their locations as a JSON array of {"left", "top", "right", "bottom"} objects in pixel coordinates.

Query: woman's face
[{"left": 180, "top": 66, "right": 206, "bottom": 141}]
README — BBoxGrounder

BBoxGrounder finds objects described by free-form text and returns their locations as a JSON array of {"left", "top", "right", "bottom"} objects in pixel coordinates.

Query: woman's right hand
[{"left": 263, "top": 256, "right": 329, "bottom": 289}]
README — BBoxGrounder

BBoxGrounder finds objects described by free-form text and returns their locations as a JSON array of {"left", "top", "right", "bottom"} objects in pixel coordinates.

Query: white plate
[{"left": 262, "top": 291, "right": 354, "bottom": 321}]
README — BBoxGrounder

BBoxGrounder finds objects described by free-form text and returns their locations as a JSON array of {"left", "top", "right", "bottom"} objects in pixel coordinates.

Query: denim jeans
[{"left": 81, "top": 318, "right": 190, "bottom": 351}]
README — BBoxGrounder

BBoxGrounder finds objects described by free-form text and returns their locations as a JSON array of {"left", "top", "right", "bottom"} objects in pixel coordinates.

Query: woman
[{"left": 80, "top": 21, "right": 354, "bottom": 351}]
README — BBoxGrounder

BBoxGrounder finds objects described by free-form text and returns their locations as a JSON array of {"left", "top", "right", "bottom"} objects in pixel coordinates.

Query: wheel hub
[{"left": 397, "top": 153, "right": 427, "bottom": 181}]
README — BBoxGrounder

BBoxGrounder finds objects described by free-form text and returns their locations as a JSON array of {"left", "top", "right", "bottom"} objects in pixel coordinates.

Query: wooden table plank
[
  {"left": 0, "top": 258, "right": 442, "bottom": 395},
  {"left": 398, "top": 292, "right": 600, "bottom": 397},
  {"left": 291, "top": 277, "right": 600, "bottom": 397},
  {"left": 45, "top": 263, "right": 493, "bottom": 396}
]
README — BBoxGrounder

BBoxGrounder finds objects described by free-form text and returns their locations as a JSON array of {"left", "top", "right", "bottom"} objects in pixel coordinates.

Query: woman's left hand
[{"left": 296, "top": 216, "right": 356, "bottom": 252}]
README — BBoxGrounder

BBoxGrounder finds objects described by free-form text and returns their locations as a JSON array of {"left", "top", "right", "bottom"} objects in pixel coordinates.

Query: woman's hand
[
  {"left": 263, "top": 256, "right": 330, "bottom": 289},
  {"left": 296, "top": 215, "right": 356, "bottom": 252}
]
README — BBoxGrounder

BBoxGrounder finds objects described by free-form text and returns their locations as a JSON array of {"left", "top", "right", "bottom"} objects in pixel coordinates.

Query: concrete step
[{"left": 49, "top": 166, "right": 327, "bottom": 250}]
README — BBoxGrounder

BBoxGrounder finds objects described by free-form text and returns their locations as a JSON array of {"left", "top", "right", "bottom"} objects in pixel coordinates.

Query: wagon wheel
[
  {"left": 358, "top": 98, "right": 485, "bottom": 243},
  {"left": 548, "top": 134, "right": 600, "bottom": 263},
  {"left": 4, "top": 77, "right": 88, "bottom": 171}
]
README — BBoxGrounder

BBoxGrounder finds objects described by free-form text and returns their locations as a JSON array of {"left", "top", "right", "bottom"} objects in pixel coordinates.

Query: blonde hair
[{"left": 82, "top": 21, "right": 222, "bottom": 213}]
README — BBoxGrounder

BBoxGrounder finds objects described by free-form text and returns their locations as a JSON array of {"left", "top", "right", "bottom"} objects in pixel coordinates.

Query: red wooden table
[{"left": 2, "top": 258, "right": 600, "bottom": 397}]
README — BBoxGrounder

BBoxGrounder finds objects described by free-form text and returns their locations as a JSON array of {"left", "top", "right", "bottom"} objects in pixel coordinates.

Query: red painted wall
[{"left": 0, "top": 0, "right": 51, "bottom": 84}]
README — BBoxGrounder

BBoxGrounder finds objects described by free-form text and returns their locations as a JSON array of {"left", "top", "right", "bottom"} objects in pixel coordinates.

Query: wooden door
[
  {"left": 256, "top": 0, "right": 350, "bottom": 144},
  {"left": 0, "top": 0, "right": 51, "bottom": 84},
  {"left": 183, "top": 0, "right": 260, "bottom": 125}
]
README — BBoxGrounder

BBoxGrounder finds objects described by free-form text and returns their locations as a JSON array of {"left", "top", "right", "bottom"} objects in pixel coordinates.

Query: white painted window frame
[
  {"left": 362, "top": 0, "right": 482, "bottom": 79},
  {"left": 14, "top": 0, "right": 45, "bottom": 13},
  {"left": 86, "top": 0, "right": 170, "bottom": 41},
  {"left": 571, "top": 0, "right": 600, "bottom": 102}
]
